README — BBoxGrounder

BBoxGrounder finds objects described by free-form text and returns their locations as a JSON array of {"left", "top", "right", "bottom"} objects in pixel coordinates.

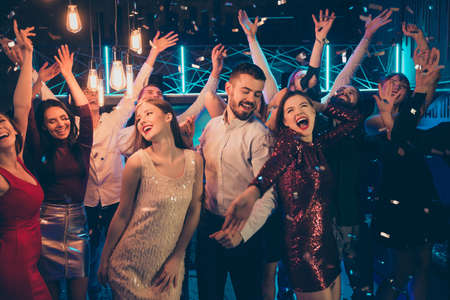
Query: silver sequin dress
[{"left": 108, "top": 149, "right": 196, "bottom": 299}]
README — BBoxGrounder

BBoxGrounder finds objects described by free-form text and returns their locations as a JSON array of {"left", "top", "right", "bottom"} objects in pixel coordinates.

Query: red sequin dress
[
  {"left": 251, "top": 100, "right": 361, "bottom": 292},
  {"left": 0, "top": 159, "right": 51, "bottom": 300}
]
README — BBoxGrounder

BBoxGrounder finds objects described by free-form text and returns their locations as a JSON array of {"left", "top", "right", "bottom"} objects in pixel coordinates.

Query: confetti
[
  {"left": 380, "top": 232, "right": 391, "bottom": 238},
  {"left": 224, "top": 2, "right": 233, "bottom": 6},
  {"left": 405, "top": 6, "right": 414, "bottom": 14},
  {"left": 191, "top": 63, "right": 200, "bottom": 69},
  {"left": 359, "top": 15, "right": 371, "bottom": 22},
  {"left": 232, "top": 28, "right": 239, "bottom": 32},
  {"left": 378, "top": 127, "right": 387, "bottom": 132},
  {"left": 348, "top": 6, "right": 354, "bottom": 10},
  {"left": 180, "top": 5, "right": 188, "bottom": 11},
  {"left": 243, "top": 51, "right": 251, "bottom": 55},
  {"left": 424, "top": 207, "right": 430, "bottom": 214},
  {"left": 178, "top": 65, "right": 181, "bottom": 72},
  {"left": 368, "top": 3, "right": 383, "bottom": 11},
  {"left": 390, "top": 7, "right": 399, "bottom": 12},
  {"left": 277, "top": 0, "right": 287, "bottom": 5},
  {"left": 373, "top": 50, "right": 385, "bottom": 56},
  {"left": 363, "top": 6, "right": 368, "bottom": 13},
  {"left": 390, "top": 199, "right": 400, "bottom": 205},
  {"left": 410, "top": 108, "right": 417, "bottom": 115},
  {"left": 192, "top": 20, "right": 199, "bottom": 31},
  {"left": 196, "top": 56, "right": 205, "bottom": 62}
]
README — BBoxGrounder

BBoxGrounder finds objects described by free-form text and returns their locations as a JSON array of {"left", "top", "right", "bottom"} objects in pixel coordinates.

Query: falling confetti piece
[
  {"left": 380, "top": 232, "right": 391, "bottom": 238},
  {"left": 373, "top": 50, "right": 385, "bottom": 56},
  {"left": 359, "top": 15, "right": 371, "bottom": 22},
  {"left": 180, "top": 5, "right": 188, "bottom": 11},
  {"left": 406, "top": 6, "right": 414, "bottom": 14},
  {"left": 232, "top": 28, "right": 239, "bottom": 32},
  {"left": 390, "top": 199, "right": 400, "bottom": 205},
  {"left": 277, "top": 0, "right": 287, "bottom": 5},
  {"left": 368, "top": 3, "right": 383, "bottom": 11},
  {"left": 191, "top": 63, "right": 200, "bottom": 69},
  {"left": 196, "top": 56, "right": 205, "bottom": 62},
  {"left": 390, "top": 7, "right": 399, "bottom": 12}
]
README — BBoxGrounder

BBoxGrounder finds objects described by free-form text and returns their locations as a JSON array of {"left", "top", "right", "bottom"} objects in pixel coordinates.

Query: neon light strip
[
  {"left": 104, "top": 46, "right": 110, "bottom": 94},
  {"left": 395, "top": 43, "right": 400, "bottom": 73},
  {"left": 181, "top": 46, "right": 185, "bottom": 93},
  {"left": 325, "top": 44, "right": 330, "bottom": 91}
]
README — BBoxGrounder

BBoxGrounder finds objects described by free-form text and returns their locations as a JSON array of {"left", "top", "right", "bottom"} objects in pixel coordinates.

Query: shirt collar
[{"left": 221, "top": 109, "right": 254, "bottom": 129}]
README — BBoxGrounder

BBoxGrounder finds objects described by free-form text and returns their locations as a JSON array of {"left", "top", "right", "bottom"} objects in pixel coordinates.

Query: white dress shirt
[
  {"left": 199, "top": 112, "right": 276, "bottom": 242},
  {"left": 84, "top": 63, "right": 153, "bottom": 207}
]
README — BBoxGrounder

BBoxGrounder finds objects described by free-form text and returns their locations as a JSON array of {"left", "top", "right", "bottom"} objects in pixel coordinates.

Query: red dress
[
  {"left": 251, "top": 100, "right": 361, "bottom": 292},
  {"left": 0, "top": 159, "right": 51, "bottom": 300}
]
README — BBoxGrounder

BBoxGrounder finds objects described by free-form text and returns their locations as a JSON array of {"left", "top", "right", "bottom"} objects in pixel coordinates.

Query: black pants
[
  {"left": 85, "top": 203, "right": 119, "bottom": 298},
  {"left": 196, "top": 209, "right": 264, "bottom": 300}
]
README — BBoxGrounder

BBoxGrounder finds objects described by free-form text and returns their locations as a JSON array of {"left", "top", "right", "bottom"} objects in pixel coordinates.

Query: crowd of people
[{"left": 0, "top": 7, "right": 448, "bottom": 300}]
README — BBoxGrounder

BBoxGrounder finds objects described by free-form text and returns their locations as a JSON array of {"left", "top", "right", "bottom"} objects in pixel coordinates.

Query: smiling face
[
  {"left": 282, "top": 94, "right": 316, "bottom": 142},
  {"left": 334, "top": 85, "right": 359, "bottom": 106},
  {"left": 0, "top": 114, "right": 18, "bottom": 150},
  {"left": 226, "top": 73, "right": 264, "bottom": 121},
  {"left": 135, "top": 101, "right": 172, "bottom": 142},
  {"left": 44, "top": 106, "right": 71, "bottom": 140}
]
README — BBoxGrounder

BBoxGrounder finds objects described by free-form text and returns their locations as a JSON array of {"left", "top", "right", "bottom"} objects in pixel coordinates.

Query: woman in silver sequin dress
[{"left": 98, "top": 97, "right": 203, "bottom": 300}]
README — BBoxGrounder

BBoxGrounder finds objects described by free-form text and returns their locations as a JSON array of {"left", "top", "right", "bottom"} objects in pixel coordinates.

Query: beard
[{"left": 229, "top": 98, "right": 255, "bottom": 121}]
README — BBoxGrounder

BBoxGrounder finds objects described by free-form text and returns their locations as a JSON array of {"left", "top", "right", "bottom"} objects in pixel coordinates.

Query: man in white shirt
[{"left": 197, "top": 62, "right": 276, "bottom": 300}]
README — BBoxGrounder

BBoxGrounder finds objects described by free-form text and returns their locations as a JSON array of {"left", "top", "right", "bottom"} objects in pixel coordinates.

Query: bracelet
[{"left": 315, "top": 38, "right": 329, "bottom": 44}]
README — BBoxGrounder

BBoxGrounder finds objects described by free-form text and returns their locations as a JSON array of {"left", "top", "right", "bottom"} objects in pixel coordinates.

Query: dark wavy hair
[
  {"left": 35, "top": 99, "right": 86, "bottom": 182},
  {"left": 133, "top": 97, "right": 187, "bottom": 152},
  {"left": 273, "top": 90, "right": 314, "bottom": 136},
  {"left": 229, "top": 62, "right": 266, "bottom": 82},
  {"left": 0, "top": 113, "right": 23, "bottom": 154}
]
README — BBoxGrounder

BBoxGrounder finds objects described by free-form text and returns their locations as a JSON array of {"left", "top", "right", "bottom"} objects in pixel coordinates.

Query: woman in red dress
[{"left": 0, "top": 21, "right": 51, "bottom": 300}]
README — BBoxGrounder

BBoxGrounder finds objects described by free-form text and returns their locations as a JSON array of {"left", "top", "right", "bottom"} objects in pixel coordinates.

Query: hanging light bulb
[
  {"left": 126, "top": 61, "right": 134, "bottom": 98},
  {"left": 87, "top": 60, "right": 98, "bottom": 91},
  {"left": 97, "top": 77, "right": 105, "bottom": 107},
  {"left": 129, "top": 28, "right": 142, "bottom": 54},
  {"left": 110, "top": 48, "right": 126, "bottom": 91},
  {"left": 66, "top": 4, "right": 82, "bottom": 33}
]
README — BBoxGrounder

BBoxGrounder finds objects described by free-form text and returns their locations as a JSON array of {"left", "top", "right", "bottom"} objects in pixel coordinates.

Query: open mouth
[
  {"left": 296, "top": 117, "right": 309, "bottom": 130},
  {"left": 143, "top": 125, "right": 152, "bottom": 134},
  {"left": 0, "top": 133, "right": 9, "bottom": 140}
]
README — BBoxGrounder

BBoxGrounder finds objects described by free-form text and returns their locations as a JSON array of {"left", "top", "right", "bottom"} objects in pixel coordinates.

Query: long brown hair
[{"left": 133, "top": 97, "right": 187, "bottom": 152}]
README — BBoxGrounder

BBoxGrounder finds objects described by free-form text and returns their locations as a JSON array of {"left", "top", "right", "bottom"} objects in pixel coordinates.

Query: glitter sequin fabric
[
  {"left": 251, "top": 100, "right": 361, "bottom": 292},
  {"left": 108, "top": 149, "right": 196, "bottom": 299}
]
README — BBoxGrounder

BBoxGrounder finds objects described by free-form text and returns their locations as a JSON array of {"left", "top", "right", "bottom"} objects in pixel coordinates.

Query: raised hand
[
  {"left": 402, "top": 23, "right": 424, "bottom": 39},
  {"left": 238, "top": 9, "right": 258, "bottom": 40},
  {"left": 53, "top": 44, "right": 74, "bottom": 78},
  {"left": 364, "top": 9, "right": 393, "bottom": 40},
  {"left": 150, "top": 31, "right": 179, "bottom": 54},
  {"left": 312, "top": 9, "right": 336, "bottom": 42},
  {"left": 211, "top": 44, "right": 227, "bottom": 78},
  {"left": 0, "top": 38, "right": 24, "bottom": 66},
  {"left": 13, "top": 20, "right": 35, "bottom": 54},
  {"left": 38, "top": 62, "right": 60, "bottom": 82},
  {"left": 414, "top": 47, "right": 443, "bottom": 92},
  {"left": 374, "top": 81, "right": 396, "bottom": 114}
]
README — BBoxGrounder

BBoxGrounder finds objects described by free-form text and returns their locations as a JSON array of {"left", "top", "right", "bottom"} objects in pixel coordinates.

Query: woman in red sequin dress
[
  {"left": 223, "top": 91, "right": 361, "bottom": 300},
  {"left": 0, "top": 21, "right": 51, "bottom": 300}
]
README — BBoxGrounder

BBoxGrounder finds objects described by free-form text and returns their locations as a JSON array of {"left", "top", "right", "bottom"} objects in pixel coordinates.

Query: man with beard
[{"left": 197, "top": 62, "right": 276, "bottom": 300}]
